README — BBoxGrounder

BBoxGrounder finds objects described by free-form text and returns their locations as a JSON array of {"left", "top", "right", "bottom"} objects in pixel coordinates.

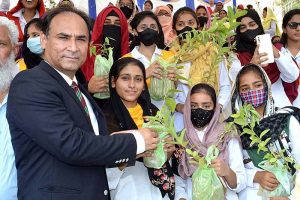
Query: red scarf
[
  {"left": 237, "top": 43, "right": 299, "bottom": 103},
  {"left": 81, "top": 6, "right": 130, "bottom": 81},
  {"left": 6, "top": 0, "right": 45, "bottom": 42}
]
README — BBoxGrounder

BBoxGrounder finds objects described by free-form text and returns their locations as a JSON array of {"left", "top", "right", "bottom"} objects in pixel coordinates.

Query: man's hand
[
  {"left": 254, "top": 171, "right": 279, "bottom": 191},
  {"left": 88, "top": 75, "right": 108, "bottom": 93},
  {"left": 138, "top": 128, "right": 159, "bottom": 151}
]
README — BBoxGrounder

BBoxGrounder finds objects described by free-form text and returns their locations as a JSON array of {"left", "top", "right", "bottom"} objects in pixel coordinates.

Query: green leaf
[{"left": 259, "top": 129, "right": 270, "bottom": 139}]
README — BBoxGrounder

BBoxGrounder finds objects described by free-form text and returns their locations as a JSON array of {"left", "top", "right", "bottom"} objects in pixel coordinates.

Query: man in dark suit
[{"left": 6, "top": 7, "right": 159, "bottom": 200}]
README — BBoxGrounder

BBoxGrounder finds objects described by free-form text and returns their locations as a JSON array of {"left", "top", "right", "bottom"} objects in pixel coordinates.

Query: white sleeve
[
  {"left": 242, "top": 150, "right": 262, "bottom": 188},
  {"left": 105, "top": 167, "right": 124, "bottom": 190},
  {"left": 226, "top": 138, "right": 247, "bottom": 192},
  {"left": 218, "top": 61, "right": 232, "bottom": 108},
  {"left": 174, "top": 174, "right": 188, "bottom": 200},
  {"left": 131, "top": 130, "right": 145, "bottom": 154},
  {"left": 175, "top": 83, "right": 189, "bottom": 105},
  {"left": 228, "top": 53, "right": 243, "bottom": 82},
  {"left": 264, "top": 20, "right": 277, "bottom": 37},
  {"left": 275, "top": 50, "right": 299, "bottom": 83}
]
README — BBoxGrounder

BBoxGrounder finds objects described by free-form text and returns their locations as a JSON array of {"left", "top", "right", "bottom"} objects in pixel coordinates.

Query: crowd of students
[{"left": 0, "top": 0, "right": 300, "bottom": 200}]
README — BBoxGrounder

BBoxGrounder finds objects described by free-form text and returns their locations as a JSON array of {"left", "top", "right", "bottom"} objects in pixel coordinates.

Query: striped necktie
[{"left": 71, "top": 81, "right": 90, "bottom": 120}]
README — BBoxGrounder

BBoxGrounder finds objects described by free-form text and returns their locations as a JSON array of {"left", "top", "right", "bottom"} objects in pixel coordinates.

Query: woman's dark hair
[
  {"left": 21, "top": 18, "right": 43, "bottom": 69},
  {"left": 42, "top": 6, "right": 91, "bottom": 41},
  {"left": 219, "top": 9, "right": 227, "bottom": 15},
  {"left": 191, "top": 83, "right": 217, "bottom": 108},
  {"left": 263, "top": 7, "right": 267, "bottom": 13},
  {"left": 144, "top": 0, "right": 153, "bottom": 9},
  {"left": 130, "top": 11, "right": 165, "bottom": 49},
  {"left": 109, "top": 57, "right": 146, "bottom": 84},
  {"left": 172, "top": 7, "right": 199, "bottom": 30},
  {"left": 280, "top": 9, "right": 300, "bottom": 45}
]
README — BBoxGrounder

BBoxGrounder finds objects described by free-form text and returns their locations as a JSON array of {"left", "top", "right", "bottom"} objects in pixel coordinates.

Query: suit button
[
  {"left": 104, "top": 189, "right": 108, "bottom": 196},
  {"left": 125, "top": 158, "right": 129, "bottom": 162}
]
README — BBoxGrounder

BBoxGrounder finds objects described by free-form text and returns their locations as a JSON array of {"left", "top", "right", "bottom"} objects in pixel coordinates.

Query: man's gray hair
[{"left": 0, "top": 17, "right": 19, "bottom": 45}]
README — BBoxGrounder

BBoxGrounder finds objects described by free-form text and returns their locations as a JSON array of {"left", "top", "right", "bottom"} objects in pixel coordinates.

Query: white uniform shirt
[
  {"left": 12, "top": 8, "right": 39, "bottom": 34},
  {"left": 175, "top": 128, "right": 246, "bottom": 200},
  {"left": 280, "top": 47, "right": 300, "bottom": 108}
]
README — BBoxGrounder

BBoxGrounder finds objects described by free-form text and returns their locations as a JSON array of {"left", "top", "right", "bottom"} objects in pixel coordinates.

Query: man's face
[
  {"left": 0, "top": 25, "right": 14, "bottom": 64},
  {"left": 40, "top": 12, "right": 89, "bottom": 79}
]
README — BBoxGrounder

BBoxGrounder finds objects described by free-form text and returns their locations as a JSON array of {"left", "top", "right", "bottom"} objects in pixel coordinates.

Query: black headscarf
[
  {"left": 107, "top": 57, "right": 175, "bottom": 200},
  {"left": 108, "top": 57, "right": 153, "bottom": 130},
  {"left": 236, "top": 10, "right": 265, "bottom": 53},
  {"left": 22, "top": 18, "right": 43, "bottom": 69}
]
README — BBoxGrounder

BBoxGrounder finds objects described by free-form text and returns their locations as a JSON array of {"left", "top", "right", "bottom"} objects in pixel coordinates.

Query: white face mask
[{"left": 27, "top": 36, "right": 44, "bottom": 55}]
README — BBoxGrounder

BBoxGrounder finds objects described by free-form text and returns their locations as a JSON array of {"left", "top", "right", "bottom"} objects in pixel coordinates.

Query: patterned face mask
[{"left": 240, "top": 88, "right": 267, "bottom": 108}]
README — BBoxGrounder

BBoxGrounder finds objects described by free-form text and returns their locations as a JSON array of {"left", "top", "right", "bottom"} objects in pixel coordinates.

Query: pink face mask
[{"left": 239, "top": 88, "right": 267, "bottom": 108}]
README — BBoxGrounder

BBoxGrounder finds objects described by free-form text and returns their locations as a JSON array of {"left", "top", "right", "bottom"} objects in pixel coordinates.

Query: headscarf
[
  {"left": 154, "top": 6, "right": 176, "bottom": 45},
  {"left": 262, "top": 7, "right": 281, "bottom": 36},
  {"left": 231, "top": 64, "right": 275, "bottom": 118},
  {"left": 7, "top": 0, "right": 45, "bottom": 42},
  {"left": 195, "top": 5, "right": 212, "bottom": 29},
  {"left": 81, "top": 6, "right": 130, "bottom": 81},
  {"left": 22, "top": 18, "right": 43, "bottom": 69},
  {"left": 116, "top": 0, "right": 137, "bottom": 24},
  {"left": 106, "top": 57, "right": 175, "bottom": 200},
  {"left": 178, "top": 86, "right": 237, "bottom": 179},
  {"left": 235, "top": 9, "right": 298, "bottom": 103}
]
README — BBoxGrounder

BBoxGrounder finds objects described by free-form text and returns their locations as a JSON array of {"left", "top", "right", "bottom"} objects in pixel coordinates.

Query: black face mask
[
  {"left": 239, "top": 28, "right": 261, "bottom": 44},
  {"left": 137, "top": 28, "right": 159, "bottom": 46},
  {"left": 120, "top": 6, "right": 133, "bottom": 19},
  {"left": 176, "top": 26, "right": 193, "bottom": 40},
  {"left": 198, "top": 16, "right": 208, "bottom": 27},
  {"left": 102, "top": 25, "right": 121, "bottom": 61},
  {"left": 191, "top": 108, "right": 214, "bottom": 128}
]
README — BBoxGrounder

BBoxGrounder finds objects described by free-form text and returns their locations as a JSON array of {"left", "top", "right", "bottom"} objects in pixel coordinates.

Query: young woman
[
  {"left": 231, "top": 64, "right": 300, "bottom": 200},
  {"left": 5, "top": 0, "right": 45, "bottom": 42},
  {"left": 17, "top": 18, "right": 43, "bottom": 71},
  {"left": 81, "top": 6, "right": 130, "bottom": 108},
  {"left": 229, "top": 9, "right": 299, "bottom": 109},
  {"left": 143, "top": 0, "right": 153, "bottom": 12},
  {"left": 262, "top": 7, "right": 281, "bottom": 38},
  {"left": 126, "top": 11, "right": 176, "bottom": 109},
  {"left": 280, "top": 9, "right": 300, "bottom": 108},
  {"left": 175, "top": 83, "right": 246, "bottom": 200},
  {"left": 103, "top": 57, "right": 175, "bottom": 200},
  {"left": 154, "top": 5, "right": 176, "bottom": 45},
  {"left": 171, "top": 7, "right": 231, "bottom": 132},
  {"left": 219, "top": 9, "right": 227, "bottom": 20},
  {"left": 195, "top": 5, "right": 211, "bottom": 30}
]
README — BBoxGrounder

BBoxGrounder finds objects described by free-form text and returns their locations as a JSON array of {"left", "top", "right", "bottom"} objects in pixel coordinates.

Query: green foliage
[{"left": 228, "top": 104, "right": 297, "bottom": 171}]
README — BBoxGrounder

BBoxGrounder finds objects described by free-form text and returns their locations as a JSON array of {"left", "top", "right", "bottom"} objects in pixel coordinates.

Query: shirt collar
[
  {"left": 12, "top": 8, "right": 39, "bottom": 19},
  {"left": 131, "top": 45, "right": 162, "bottom": 60},
  {"left": 46, "top": 61, "right": 78, "bottom": 86},
  {"left": 0, "top": 94, "right": 8, "bottom": 108}
]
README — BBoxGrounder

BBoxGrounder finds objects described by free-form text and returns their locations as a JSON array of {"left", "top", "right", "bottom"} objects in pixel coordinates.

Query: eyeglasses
[{"left": 287, "top": 22, "right": 300, "bottom": 29}]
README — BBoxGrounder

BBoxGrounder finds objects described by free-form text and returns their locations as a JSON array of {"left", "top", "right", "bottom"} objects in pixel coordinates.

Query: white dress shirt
[{"left": 174, "top": 127, "right": 246, "bottom": 200}]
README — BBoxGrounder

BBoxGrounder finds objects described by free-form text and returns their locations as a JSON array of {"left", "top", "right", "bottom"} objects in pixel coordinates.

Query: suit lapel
[
  {"left": 79, "top": 85, "right": 109, "bottom": 136},
  {"left": 38, "top": 61, "right": 93, "bottom": 130}
]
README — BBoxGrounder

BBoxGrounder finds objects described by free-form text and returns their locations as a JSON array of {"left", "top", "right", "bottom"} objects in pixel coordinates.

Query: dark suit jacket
[{"left": 6, "top": 61, "right": 137, "bottom": 200}]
